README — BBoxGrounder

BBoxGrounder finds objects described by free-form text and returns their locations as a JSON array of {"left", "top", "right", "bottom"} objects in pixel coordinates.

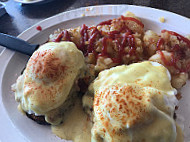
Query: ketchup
[
  {"left": 121, "top": 15, "right": 144, "bottom": 28},
  {"left": 158, "top": 50, "right": 188, "bottom": 73},
  {"left": 79, "top": 24, "right": 89, "bottom": 53},
  {"left": 156, "top": 30, "right": 190, "bottom": 73},
  {"left": 88, "top": 28, "right": 100, "bottom": 57},
  {"left": 98, "top": 37, "right": 122, "bottom": 63},
  {"left": 90, "top": 18, "right": 138, "bottom": 63},
  {"left": 53, "top": 17, "right": 139, "bottom": 64},
  {"left": 97, "top": 19, "right": 112, "bottom": 26},
  {"left": 53, "top": 30, "right": 71, "bottom": 42},
  {"left": 171, "top": 44, "right": 185, "bottom": 59},
  {"left": 63, "top": 30, "right": 71, "bottom": 41},
  {"left": 157, "top": 38, "right": 164, "bottom": 50},
  {"left": 36, "top": 26, "right": 42, "bottom": 31},
  {"left": 162, "top": 30, "right": 190, "bottom": 48},
  {"left": 98, "top": 33, "right": 137, "bottom": 63},
  {"left": 54, "top": 33, "right": 63, "bottom": 42}
]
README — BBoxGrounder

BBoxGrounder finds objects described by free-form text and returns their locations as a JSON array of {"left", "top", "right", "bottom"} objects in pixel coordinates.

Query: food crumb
[
  {"left": 86, "top": 8, "right": 90, "bottom": 12},
  {"left": 123, "top": 11, "right": 136, "bottom": 17},
  {"left": 159, "top": 17, "right": 165, "bottom": 23},
  {"left": 81, "top": 13, "right": 85, "bottom": 17},
  {"left": 176, "top": 93, "right": 182, "bottom": 100}
]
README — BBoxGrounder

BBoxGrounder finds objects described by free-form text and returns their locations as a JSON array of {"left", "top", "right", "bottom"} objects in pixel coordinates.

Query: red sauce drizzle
[
  {"left": 95, "top": 18, "right": 136, "bottom": 63},
  {"left": 54, "top": 30, "right": 71, "bottom": 42},
  {"left": 98, "top": 33, "right": 136, "bottom": 63},
  {"left": 53, "top": 17, "right": 138, "bottom": 64},
  {"left": 63, "top": 30, "right": 71, "bottom": 41},
  {"left": 106, "top": 25, "right": 132, "bottom": 39},
  {"left": 101, "top": 37, "right": 109, "bottom": 56},
  {"left": 98, "top": 37, "right": 121, "bottom": 63},
  {"left": 158, "top": 50, "right": 184, "bottom": 72},
  {"left": 88, "top": 27, "right": 100, "bottom": 57},
  {"left": 156, "top": 30, "right": 190, "bottom": 72},
  {"left": 121, "top": 15, "right": 144, "bottom": 28},
  {"left": 157, "top": 38, "right": 164, "bottom": 50},
  {"left": 54, "top": 32, "right": 63, "bottom": 42},
  {"left": 119, "top": 24, "right": 133, "bottom": 34},
  {"left": 36, "top": 26, "right": 42, "bottom": 31},
  {"left": 79, "top": 24, "right": 89, "bottom": 53},
  {"left": 162, "top": 30, "right": 190, "bottom": 48},
  {"left": 158, "top": 50, "right": 170, "bottom": 66},
  {"left": 89, "top": 19, "right": 137, "bottom": 63},
  {"left": 172, "top": 44, "right": 186, "bottom": 59}
]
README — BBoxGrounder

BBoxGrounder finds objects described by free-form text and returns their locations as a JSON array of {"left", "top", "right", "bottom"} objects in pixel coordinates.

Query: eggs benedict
[
  {"left": 92, "top": 83, "right": 177, "bottom": 142},
  {"left": 12, "top": 41, "right": 86, "bottom": 125},
  {"left": 83, "top": 61, "right": 181, "bottom": 142}
]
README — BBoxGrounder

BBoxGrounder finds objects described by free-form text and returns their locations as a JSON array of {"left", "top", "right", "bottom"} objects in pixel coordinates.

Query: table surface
[{"left": 0, "top": 0, "right": 190, "bottom": 36}]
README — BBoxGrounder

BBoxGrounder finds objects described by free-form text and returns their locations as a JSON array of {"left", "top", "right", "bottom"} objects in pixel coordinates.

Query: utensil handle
[{"left": 0, "top": 33, "right": 38, "bottom": 56}]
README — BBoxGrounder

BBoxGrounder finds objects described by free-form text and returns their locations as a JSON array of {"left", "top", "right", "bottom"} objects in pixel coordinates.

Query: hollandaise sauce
[
  {"left": 51, "top": 98, "right": 183, "bottom": 142},
  {"left": 176, "top": 123, "right": 184, "bottom": 142},
  {"left": 52, "top": 61, "right": 183, "bottom": 142},
  {"left": 51, "top": 98, "right": 92, "bottom": 142}
]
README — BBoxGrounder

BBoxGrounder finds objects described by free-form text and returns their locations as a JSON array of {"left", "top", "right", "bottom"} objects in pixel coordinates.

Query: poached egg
[
  {"left": 85, "top": 61, "right": 179, "bottom": 142},
  {"left": 12, "top": 41, "right": 86, "bottom": 125}
]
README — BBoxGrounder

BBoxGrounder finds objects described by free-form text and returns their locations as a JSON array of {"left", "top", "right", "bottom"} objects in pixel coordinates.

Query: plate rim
[
  {"left": 17, "top": 4, "right": 190, "bottom": 40},
  {"left": 14, "top": 0, "right": 45, "bottom": 4}
]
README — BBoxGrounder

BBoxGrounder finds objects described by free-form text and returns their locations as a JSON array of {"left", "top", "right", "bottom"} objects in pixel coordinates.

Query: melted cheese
[{"left": 13, "top": 41, "right": 86, "bottom": 125}]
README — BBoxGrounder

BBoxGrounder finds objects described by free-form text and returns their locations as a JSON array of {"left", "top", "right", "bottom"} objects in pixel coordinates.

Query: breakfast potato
[
  {"left": 143, "top": 30, "right": 160, "bottom": 56},
  {"left": 149, "top": 50, "right": 189, "bottom": 88}
]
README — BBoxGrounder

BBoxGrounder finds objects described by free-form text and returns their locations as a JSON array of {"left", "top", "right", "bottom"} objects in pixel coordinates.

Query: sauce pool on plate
[{"left": 51, "top": 98, "right": 92, "bottom": 142}]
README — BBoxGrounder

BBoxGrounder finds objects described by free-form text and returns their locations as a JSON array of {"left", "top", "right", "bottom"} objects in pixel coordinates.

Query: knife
[{"left": 0, "top": 33, "right": 39, "bottom": 56}]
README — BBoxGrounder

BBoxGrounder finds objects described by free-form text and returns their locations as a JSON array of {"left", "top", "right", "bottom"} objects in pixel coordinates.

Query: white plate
[
  {"left": 14, "top": 0, "right": 53, "bottom": 5},
  {"left": 0, "top": 5, "right": 190, "bottom": 142}
]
